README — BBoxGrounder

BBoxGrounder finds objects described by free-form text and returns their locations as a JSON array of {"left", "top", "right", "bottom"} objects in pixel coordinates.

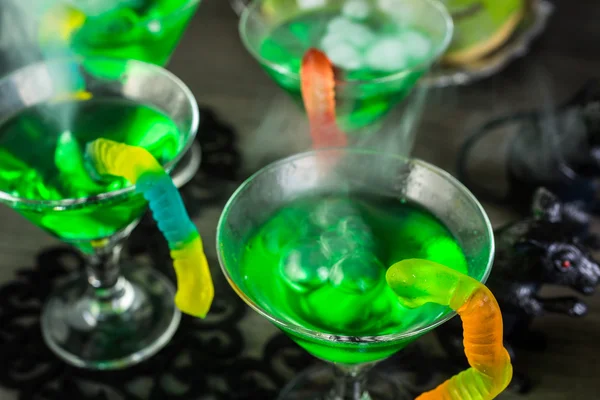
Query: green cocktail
[
  {"left": 260, "top": 11, "right": 431, "bottom": 129},
  {"left": 0, "top": 58, "right": 199, "bottom": 370},
  {"left": 241, "top": 194, "right": 468, "bottom": 364},
  {"left": 240, "top": 0, "right": 453, "bottom": 133},
  {"left": 0, "top": 98, "right": 180, "bottom": 244},
  {"left": 39, "top": 0, "right": 200, "bottom": 65},
  {"left": 218, "top": 149, "right": 494, "bottom": 399}
]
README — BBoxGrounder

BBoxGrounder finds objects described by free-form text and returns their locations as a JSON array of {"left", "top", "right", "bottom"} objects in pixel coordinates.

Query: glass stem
[
  {"left": 83, "top": 239, "right": 133, "bottom": 313},
  {"left": 328, "top": 363, "right": 373, "bottom": 400}
]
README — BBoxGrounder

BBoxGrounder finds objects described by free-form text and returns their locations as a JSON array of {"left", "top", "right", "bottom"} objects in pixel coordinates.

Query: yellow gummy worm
[
  {"left": 87, "top": 138, "right": 161, "bottom": 182},
  {"left": 386, "top": 259, "right": 512, "bottom": 400},
  {"left": 39, "top": 3, "right": 86, "bottom": 44},
  {"left": 170, "top": 237, "right": 214, "bottom": 318},
  {"left": 51, "top": 90, "right": 93, "bottom": 103},
  {"left": 86, "top": 138, "right": 214, "bottom": 318}
]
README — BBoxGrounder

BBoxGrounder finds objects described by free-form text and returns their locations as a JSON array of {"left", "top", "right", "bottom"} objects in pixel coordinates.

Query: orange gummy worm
[
  {"left": 387, "top": 259, "right": 513, "bottom": 400},
  {"left": 300, "top": 48, "right": 347, "bottom": 150}
]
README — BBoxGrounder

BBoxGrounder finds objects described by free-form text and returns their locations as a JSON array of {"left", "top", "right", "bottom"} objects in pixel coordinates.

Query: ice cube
[
  {"left": 327, "top": 16, "right": 353, "bottom": 34},
  {"left": 55, "top": 131, "right": 107, "bottom": 195},
  {"left": 326, "top": 16, "right": 376, "bottom": 49},
  {"left": 376, "top": 0, "right": 394, "bottom": 12},
  {"left": 280, "top": 240, "right": 332, "bottom": 292},
  {"left": 310, "top": 198, "right": 360, "bottom": 229},
  {"left": 320, "top": 230, "right": 353, "bottom": 261},
  {"left": 398, "top": 30, "right": 433, "bottom": 62},
  {"left": 365, "top": 37, "right": 409, "bottom": 72},
  {"left": 15, "top": 169, "right": 63, "bottom": 200},
  {"left": 347, "top": 30, "right": 376, "bottom": 50},
  {"left": 320, "top": 32, "right": 345, "bottom": 53},
  {"left": 377, "top": 0, "right": 415, "bottom": 19},
  {"left": 336, "top": 216, "right": 376, "bottom": 250},
  {"left": 343, "top": 0, "right": 371, "bottom": 20},
  {"left": 263, "top": 207, "right": 313, "bottom": 254},
  {"left": 324, "top": 41, "right": 363, "bottom": 71},
  {"left": 329, "top": 253, "right": 385, "bottom": 293},
  {"left": 298, "top": 0, "right": 326, "bottom": 9}
]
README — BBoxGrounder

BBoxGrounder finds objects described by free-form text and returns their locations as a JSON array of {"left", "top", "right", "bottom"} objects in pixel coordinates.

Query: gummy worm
[
  {"left": 51, "top": 90, "right": 92, "bottom": 103},
  {"left": 86, "top": 138, "right": 214, "bottom": 318},
  {"left": 386, "top": 259, "right": 513, "bottom": 400},
  {"left": 300, "top": 48, "right": 347, "bottom": 150},
  {"left": 39, "top": 3, "right": 86, "bottom": 44}
]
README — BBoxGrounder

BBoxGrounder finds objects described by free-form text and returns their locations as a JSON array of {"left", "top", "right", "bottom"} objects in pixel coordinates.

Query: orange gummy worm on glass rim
[{"left": 387, "top": 259, "right": 513, "bottom": 400}]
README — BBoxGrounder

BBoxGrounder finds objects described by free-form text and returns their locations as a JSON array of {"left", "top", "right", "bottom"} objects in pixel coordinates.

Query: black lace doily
[
  {"left": 0, "top": 246, "right": 448, "bottom": 400},
  {"left": 0, "top": 107, "right": 465, "bottom": 399}
]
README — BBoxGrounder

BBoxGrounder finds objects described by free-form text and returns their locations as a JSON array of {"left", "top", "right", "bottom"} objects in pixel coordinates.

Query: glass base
[
  {"left": 41, "top": 263, "right": 181, "bottom": 369},
  {"left": 278, "top": 364, "right": 413, "bottom": 400}
]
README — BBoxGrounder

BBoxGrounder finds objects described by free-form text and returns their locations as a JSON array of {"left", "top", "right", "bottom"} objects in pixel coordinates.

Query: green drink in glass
[
  {"left": 240, "top": 0, "right": 453, "bottom": 135},
  {"left": 0, "top": 57, "right": 199, "bottom": 369},
  {"left": 38, "top": 0, "right": 200, "bottom": 65},
  {"left": 1, "top": 98, "right": 180, "bottom": 243},
  {"left": 218, "top": 149, "right": 496, "bottom": 399},
  {"left": 241, "top": 194, "right": 470, "bottom": 365}
]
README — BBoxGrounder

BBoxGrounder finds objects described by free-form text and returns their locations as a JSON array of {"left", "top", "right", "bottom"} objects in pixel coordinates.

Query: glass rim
[
  {"left": 61, "top": 0, "right": 202, "bottom": 26},
  {"left": 238, "top": 0, "right": 454, "bottom": 86},
  {"left": 135, "top": 0, "right": 201, "bottom": 26},
  {"left": 216, "top": 148, "right": 495, "bottom": 345},
  {"left": 0, "top": 55, "right": 199, "bottom": 210}
]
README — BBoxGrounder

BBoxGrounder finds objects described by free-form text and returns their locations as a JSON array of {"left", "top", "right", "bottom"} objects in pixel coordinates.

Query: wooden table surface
[{"left": 1, "top": 0, "right": 599, "bottom": 398}]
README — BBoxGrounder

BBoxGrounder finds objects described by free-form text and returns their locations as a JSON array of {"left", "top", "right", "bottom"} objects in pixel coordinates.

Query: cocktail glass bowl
[
  {"left": 217, "top": 149, "right": 494, "bottom": 399},
  {"left": 239, "top": 0, "right": 453, "bottom": 143},
  {"left": 39, "top": 0, "right": 202, "bottom": 66}
]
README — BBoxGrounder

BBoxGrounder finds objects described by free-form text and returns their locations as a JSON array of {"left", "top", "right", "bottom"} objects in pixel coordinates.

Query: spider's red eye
[{"left": 562, "top": 260, "right": 571, "bottom": 269}]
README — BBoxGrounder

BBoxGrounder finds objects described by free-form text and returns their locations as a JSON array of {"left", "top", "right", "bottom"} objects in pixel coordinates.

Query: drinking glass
[
  {"left": 217, "top": 149, "right": 496, "bottom": 399},
  {"left": 239, "top": 0, "right": 453, "bottom": 149},
  {"left": 0, "top": 57, "right": 199, "bottom": 369},
  {"left": 38, "top": 0, "right": 201, "bottom": 66}
]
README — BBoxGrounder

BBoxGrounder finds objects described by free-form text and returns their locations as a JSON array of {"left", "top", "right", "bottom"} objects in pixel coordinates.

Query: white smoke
[
  {"left": 351, "top": 80, "right": 431, "bottom": 158},
  {"left": 0, "top": 0, "right": 45, "bottom": 74},
  {"left": 0, "top": 0, "right": 83, "bottom": 133}
]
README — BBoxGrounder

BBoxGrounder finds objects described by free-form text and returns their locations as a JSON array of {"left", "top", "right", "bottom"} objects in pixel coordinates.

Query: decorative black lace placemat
[
  {"left": 0, "top": 107, "right": 455, "bottom": 399},
  {"left": 0, "top": 247, "right": 445, "bottom": 400}
]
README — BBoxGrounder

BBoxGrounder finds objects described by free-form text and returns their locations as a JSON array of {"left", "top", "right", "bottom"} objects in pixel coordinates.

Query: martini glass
[
  {"left": 37, "top": 0, "right": 201, "bottom": 66},
  {"left": 239, "top": 0, "right": 453, "bottom": 143},
  {"left": 217, "top": 149, "right": 496, "bottom": 399},
  {"left": 0, "top": 57, "right": 199, "bottom": 369},
  {"left": 35, "top": 0, "right": 203, "bottom": 181}
]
